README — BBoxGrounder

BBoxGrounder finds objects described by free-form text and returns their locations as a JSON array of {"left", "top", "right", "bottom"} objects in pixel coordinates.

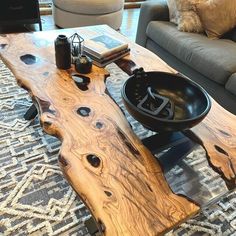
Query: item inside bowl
[{"left": 137, "top": 87, "right": 175, "bottom": 119}]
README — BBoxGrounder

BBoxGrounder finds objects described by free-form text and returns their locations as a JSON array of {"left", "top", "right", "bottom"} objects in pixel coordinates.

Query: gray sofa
[{"left": 136, "top": 0, "right": 236, "bottom": 115}]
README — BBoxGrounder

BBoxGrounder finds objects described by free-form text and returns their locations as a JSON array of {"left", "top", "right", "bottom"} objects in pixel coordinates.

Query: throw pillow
[
  {"left": 166, "top": 0, "right": 178, "bottom": 25},
  {"left": 175, "top": 0, "right": 206, "bottom": 33},
  {"left": 196, "top": 0, "right": 236, "bottom": 39}
]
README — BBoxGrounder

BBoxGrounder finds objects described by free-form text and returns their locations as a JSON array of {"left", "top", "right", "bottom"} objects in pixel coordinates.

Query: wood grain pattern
[
  {"left": 1, "top": 25, "right": 236, "bottom": 234},
  {"left": 190, "top": 100, "right": 236, "bottom": 188},
  {"left": 114, "top": 54, "right": 236, "bottom": 187},
  {"left": 0, "top": 26, "right": 198, "bottom": 236}
]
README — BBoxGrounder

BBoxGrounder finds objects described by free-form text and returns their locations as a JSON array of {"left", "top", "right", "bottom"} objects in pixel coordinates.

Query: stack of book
[{"left": 83, "top": 34, "right": 130, "bottom": 67}]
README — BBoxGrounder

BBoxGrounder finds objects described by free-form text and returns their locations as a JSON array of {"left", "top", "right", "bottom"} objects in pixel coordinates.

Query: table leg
[
  {"left": 24, "top": 104, "right": 38, "bottom": 120},
  {"left": 39, "top": 20, "right": 42, "bottom": 31},
  {"left": 142, "top": 132, "right": 197, "bottom": 172}
]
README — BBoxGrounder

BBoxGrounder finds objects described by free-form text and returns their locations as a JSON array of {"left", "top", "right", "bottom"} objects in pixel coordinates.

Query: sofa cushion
[
  {"left": 146, "top": 21, "right": 236, "bottom": 84},
  {"left": 225, "top": 73, "right": 236, "bottom": 96}
]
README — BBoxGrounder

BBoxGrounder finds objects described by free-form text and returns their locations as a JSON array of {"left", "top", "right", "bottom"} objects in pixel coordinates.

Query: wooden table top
[{"left": 0, "top": 25, "right": 236, "bottom": 236}]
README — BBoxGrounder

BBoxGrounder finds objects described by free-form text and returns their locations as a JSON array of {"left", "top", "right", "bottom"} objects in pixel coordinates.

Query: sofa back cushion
[{"left": 146, "top": 21, "right": 236, "bottom": 85}]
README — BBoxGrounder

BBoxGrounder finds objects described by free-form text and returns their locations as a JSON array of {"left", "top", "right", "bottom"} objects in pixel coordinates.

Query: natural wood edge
[
  {"left": 5, "top": 26, "right": 236, "bottom": 236},
  {"left": 0, "top": 63, "right": 199, "bottom": 236},
  {"left": 190, "top": 99, "right": 236, "bottom": 188}
]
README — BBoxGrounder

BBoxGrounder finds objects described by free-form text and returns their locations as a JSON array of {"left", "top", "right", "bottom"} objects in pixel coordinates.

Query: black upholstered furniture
[{"left": 0, "top": 0, "right": 42, "bottom": 31}]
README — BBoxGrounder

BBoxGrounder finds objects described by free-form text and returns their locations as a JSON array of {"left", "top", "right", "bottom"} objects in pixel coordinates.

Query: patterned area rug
[{"left": 0, "top": 59, "right": 236, "bottom": 235}]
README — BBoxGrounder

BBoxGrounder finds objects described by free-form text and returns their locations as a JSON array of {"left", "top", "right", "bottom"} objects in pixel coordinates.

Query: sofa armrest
[
  {"left": 136, "top": 0, "right": 169, "bottom": 47},
  {"left": 225, "top": 73, "right": 236, "bottom": 96}
]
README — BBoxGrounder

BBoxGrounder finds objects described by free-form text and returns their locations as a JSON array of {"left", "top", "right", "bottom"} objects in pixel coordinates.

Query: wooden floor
[
  {"left": 120, "top": 8, "right": 140, "bottom": 41},
  {"left": 0, "top": 9, "right": 140, "bottom": 42}
]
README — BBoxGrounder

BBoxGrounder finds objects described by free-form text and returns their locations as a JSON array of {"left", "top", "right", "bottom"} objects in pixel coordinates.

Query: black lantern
[
  {"left": 69, "top": 33, "right": 84, "bottom": 63},
  {"left": 69, "top": 33, "right": 92, "bottom": 74}
]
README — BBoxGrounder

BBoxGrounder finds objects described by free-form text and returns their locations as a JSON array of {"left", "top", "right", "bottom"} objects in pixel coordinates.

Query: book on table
[
  {"left": 84, "top": 48, "right": 130, "bottom": 67},
  {"left": 83, "top": 34, "right": 130, "bottom": 67}
]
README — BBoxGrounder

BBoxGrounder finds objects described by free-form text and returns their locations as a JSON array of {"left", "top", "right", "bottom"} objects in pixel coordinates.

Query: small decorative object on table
[
  {"left": 84, "top": 34, "right": 130, "bottom": 67},
  {"left": 75, "top": 55, "right": 93, "bottom": 74},
  {"left": 70, "top": 33, "right": 92, "bottom": 74},
  {"left": 54, "top": 35, "right": 71, "bottom": 69}
]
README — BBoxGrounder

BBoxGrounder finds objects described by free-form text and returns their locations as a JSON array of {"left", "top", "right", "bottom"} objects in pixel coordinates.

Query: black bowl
[{"left": 122, "top": 71, "right": 211, "bottom": 132}]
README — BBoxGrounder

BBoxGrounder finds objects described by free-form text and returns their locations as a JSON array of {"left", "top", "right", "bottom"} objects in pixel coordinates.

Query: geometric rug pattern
[
  {"left": 0, "top": 59, "right": 236, "bottom": 235},
  {"left": 0, "top": 61, "right": 90, "bottom": 235}
]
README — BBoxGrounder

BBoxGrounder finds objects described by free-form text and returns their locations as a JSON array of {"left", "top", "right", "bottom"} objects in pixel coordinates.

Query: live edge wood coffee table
[{"left": 0, "top": 25, "right": 236, "bottom": 236}]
